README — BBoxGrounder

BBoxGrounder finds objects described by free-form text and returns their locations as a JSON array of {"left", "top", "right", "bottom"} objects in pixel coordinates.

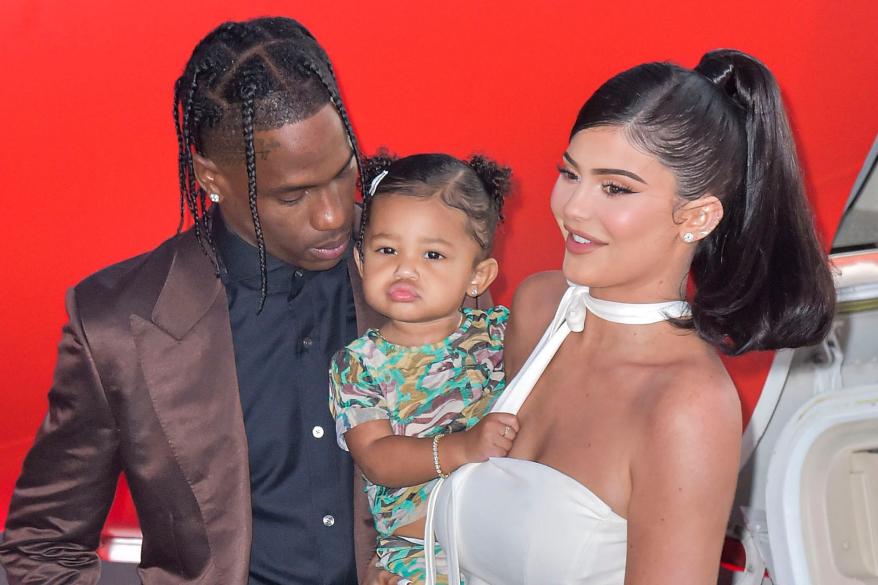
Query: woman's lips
[
  {"left": 565, "top": 231, "right": 607, "bottom": 254},
  {"left": 388, "top": 282, "right": 419, "bottom": 302}
]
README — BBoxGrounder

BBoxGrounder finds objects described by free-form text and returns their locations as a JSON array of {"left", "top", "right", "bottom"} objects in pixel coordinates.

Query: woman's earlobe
[{"left": 679, "top": 195, "right": 723, "bottom": 242}]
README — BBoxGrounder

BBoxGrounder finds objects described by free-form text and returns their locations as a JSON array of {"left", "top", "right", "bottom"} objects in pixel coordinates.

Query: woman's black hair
[
  {"left": 358, "top": 151, "right": 512, "bottom": 258},
  {"left": 570, "top": 49, "right": 835, "bottom": 355},
  {"left": 173, "top": 17, "right": 364, "bottom": 311}
]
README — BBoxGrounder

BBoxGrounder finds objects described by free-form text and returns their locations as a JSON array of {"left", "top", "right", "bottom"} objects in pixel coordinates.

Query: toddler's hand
[{"left": 460, "top": 412, "right": 519, "bottom": 463}]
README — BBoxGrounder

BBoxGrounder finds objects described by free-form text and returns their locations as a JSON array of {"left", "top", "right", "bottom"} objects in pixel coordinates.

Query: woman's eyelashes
[
  {"left": 601, "top": 180, "right": 635, "bottom": 196},
  {"left": 557, "top": 165, "right": 635, "bottom": 196},
  {"left": 557, "top": 164, "right": 580, "bottom": 182}
]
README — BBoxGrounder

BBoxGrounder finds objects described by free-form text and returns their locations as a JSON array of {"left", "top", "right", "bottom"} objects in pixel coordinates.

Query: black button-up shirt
[{"left": 214, "top": 212, "right": 358, "bottom": 585}]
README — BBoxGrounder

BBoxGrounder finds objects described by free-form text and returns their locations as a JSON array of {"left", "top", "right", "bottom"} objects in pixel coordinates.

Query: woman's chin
[{"left": 561, "top": 262, "right": 601, "bottom": 288}]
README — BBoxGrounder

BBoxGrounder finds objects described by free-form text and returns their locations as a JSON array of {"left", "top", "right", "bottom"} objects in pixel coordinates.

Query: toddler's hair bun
[{"left": 466, "top": 154, "right": 512, "bottom": 219}]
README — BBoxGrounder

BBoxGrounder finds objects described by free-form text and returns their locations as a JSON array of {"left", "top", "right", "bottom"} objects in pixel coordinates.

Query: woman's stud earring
[
  {"left": 209, "top": 192, "right": 220, "bottom": 203},
  {"left": 470, "top": 287, "right": 479, "bottom": 297},
  {"left": 682, "top": 232, "right": 695, "bottom": 243}
]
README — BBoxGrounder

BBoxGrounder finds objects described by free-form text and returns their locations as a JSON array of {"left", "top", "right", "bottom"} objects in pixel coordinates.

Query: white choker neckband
[
  {"left": 479, "top": 285, "right": 692, "bottom": 427},
  {"left": 563, "top": 285, "right": 690, "bottom": 332}
]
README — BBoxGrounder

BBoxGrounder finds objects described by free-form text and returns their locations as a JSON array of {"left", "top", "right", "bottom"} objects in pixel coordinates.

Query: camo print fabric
[{"left": 329, "top": 306, "right": 508, "bottom": 537}]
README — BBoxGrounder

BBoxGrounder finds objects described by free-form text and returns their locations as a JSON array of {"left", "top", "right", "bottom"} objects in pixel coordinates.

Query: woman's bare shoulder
[
  {"left": 638, "top": 354, "right": 742, "bottom": 473},
  {"left": 504, "top": 271, "right": 568, "bottom": 377},
  {"left": 514, "top": 270, "right": 568, "bottom": 306},
  {"left": 624, "top": 355, "right": 742, "bottom": 581}
]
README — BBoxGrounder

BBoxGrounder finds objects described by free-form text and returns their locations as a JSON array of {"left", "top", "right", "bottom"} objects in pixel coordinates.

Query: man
[{"left": 0, "top": 17, "right": 485, "bottom": 584}]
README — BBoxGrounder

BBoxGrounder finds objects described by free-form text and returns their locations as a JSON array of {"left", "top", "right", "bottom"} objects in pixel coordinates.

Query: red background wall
[{"left": 1, "top": 0, "right": 876, "bottom": 530}]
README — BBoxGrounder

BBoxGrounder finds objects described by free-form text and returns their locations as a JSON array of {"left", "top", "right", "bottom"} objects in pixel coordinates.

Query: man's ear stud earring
[
  {"left": 209, "top": 192, "right": 220, "bottom": 203},
  {"left": 682, "top": 232, "right": 695, "bottom": 243}
]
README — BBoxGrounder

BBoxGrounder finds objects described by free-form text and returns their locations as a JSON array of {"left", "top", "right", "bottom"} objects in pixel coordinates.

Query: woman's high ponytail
[{"left": 690, "top": 50, "right": 835, "bottom": 354}]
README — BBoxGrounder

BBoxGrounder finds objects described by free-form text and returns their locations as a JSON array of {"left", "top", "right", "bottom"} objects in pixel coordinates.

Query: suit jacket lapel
[{"left": 130, "top": 234, "right": 252, "bottom": 582}]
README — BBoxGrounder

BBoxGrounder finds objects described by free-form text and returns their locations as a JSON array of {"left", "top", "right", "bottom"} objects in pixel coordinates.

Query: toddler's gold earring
[
  {"left": 682, "top": 232, "right": 695, "bottom": 243},
  {"left": 209, "top": 192, "right": 221, "bottom": 203}
]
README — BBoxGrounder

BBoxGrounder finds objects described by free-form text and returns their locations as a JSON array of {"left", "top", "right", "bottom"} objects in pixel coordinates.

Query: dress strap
[{"left": 489, "top": 285, "right": 587, "bottom": 415}]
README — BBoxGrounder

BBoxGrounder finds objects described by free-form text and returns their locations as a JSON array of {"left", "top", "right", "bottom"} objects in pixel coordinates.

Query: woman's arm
[
  {"left": 624, "top": 369, "right": 742, "bottom": 585},
  {"left": 345, "top": 413, "right": 519, "bottom": 488}
]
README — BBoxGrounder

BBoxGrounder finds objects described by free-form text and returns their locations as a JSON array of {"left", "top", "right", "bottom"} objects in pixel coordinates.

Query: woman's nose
[{"left": 562, "top": 185, "right": 596, "bottom": 222}]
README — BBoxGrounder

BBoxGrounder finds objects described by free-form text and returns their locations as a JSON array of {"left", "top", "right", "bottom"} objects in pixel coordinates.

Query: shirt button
[
  {"left": 294, "top": 269, "right": 304, "bottom": 278},
  {"left": 312, "top": 426, "right": 325, "bottom": 439},
  {"left": 322, "top": 514, "right": 335, "bottom": 527},
  {"left": 302, "top": 336, "right": 313, "bottom": 350}
]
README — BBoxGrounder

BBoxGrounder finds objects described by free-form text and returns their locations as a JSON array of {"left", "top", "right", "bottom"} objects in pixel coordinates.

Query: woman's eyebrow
[
  {"left": 591, "top": 168, "right": 647, "bottom": 185},
  {"left": 564, "top": 152, "right": 647, "bottom": 184}
]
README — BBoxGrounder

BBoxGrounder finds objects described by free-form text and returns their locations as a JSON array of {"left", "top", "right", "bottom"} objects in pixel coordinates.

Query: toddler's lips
[{"left": 388, "top": 283, "right": 419, "bottom": 302}]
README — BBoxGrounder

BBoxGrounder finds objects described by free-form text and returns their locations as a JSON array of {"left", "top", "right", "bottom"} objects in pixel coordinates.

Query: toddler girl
[{"left": 329, "top": 152, "right": 518, "bottom": 585}]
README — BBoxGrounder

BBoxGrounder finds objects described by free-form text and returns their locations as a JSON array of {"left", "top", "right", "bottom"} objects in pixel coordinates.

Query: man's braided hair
[{"left": 173, "top": 17, "right": 364, "bottom": 310}]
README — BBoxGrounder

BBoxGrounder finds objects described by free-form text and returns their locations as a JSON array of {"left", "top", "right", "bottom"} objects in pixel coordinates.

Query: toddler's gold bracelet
[{"left": 432, "top": 434, "right": 449, "bottom": 479}]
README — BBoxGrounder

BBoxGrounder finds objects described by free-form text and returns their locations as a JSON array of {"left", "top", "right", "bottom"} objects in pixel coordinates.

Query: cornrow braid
[
  {"left": 174, "top": 79, "right": 186, "bottom": 235},
  {"left": 298, "top": 58, "right": 367, "bottom": 201},
  {"left": 174, "top": 60, "right": 219, "bottom": 271},
  {"left": 172, "top": 17, "right": 363, "bottom": 311},
  {"left": 239, "top": 76, "right": 269, "bottom": 311}
]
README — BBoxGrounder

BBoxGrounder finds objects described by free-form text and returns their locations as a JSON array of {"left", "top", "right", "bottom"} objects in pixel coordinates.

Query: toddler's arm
[{"left": 345, "top": 412, "right": 519, "bottom": 488}]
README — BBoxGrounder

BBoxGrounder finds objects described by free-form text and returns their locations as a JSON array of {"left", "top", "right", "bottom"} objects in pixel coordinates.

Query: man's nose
[{"left": 310, "top": 187, "right": 348, "bottom": 232}]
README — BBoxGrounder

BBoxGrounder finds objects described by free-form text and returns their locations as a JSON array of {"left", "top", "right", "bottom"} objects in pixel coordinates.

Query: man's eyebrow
[
  {"left": 591, "top": 168, "right": 647, "bottom": 184},
  {"left": 264, "top": 150, "right": 355, "bottom": 195}
]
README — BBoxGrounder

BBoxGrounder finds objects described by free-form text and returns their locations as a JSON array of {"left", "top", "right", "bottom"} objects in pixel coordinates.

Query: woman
[{"left": 425, "top": 49, "right": 835, "bottom": 584}]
